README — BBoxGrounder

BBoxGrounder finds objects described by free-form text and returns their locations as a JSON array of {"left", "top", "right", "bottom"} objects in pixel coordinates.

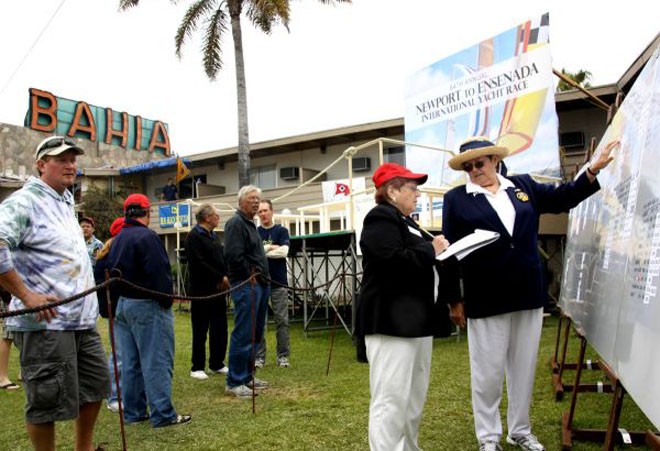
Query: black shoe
[
  {"left": 126, "top": 414, "right": 150, "bottom": 424},
  {"left": 159, "top": 414, "right": 192, "bottom": 427}
]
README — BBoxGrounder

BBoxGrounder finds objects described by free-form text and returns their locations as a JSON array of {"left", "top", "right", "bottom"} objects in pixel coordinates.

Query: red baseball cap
[
  {"left": 123, "top": 193, "right": 150, "bottom": 211},
  {"left": 109, "top": 217, "right": 125, "bottom": 237},
  {"left": 372, "top": 163, "right": 428, "bottom": 188}
]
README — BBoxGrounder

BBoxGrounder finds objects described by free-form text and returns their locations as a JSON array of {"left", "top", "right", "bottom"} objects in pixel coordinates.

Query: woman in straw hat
[
  {"left": 357, "top": 162, "right": 452, "bottom": 451},
  {"left": 440, "top": 136, "right": 617, "bottom": 451}
]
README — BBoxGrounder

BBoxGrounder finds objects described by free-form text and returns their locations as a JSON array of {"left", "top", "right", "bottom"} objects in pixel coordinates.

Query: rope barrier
[
  {"left": 0, "top": 270, "right": 362, "bottom": 319},
  {"left": 0, "top": 267, "right": 360, "bottom": 451},
  {"left": 0, "top": 277, "right": 119, "bottom": 318}
]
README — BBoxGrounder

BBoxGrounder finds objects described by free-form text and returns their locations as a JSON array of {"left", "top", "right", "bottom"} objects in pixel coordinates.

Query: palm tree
[
  {"left": 119, "top": 0, "right": 351, "bottom": 187},
  {"left": 556, "top": 68, "right": 593, "bottom": 92}
]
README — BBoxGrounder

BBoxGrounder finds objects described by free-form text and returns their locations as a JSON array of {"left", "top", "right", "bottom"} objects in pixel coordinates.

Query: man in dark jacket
[
  {"left": 223, "top": 185, "right": 270, "bottom": 398},
  {"left": 185, "top": 204, "right": 229, "bottom": 379},
  {"left": 107, "top": 193, "right": 191, "bottom": 427}
]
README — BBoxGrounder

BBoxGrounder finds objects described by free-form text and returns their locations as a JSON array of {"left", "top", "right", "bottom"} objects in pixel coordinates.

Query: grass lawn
[{"left": 0, "top": 311, "right": 655, "bottom": 450}]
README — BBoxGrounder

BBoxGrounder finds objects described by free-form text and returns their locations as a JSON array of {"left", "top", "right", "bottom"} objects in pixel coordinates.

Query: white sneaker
[
  {"left": 211, "top": 366, "right": 228, "bottom": 375},
  {"left": 506, "top": 434, "right": 545, "bottom": 451},
  {"left": 277, "top": 356, "right": 290, "bottom": 368},
  {"left": 225, "top": 384, "right": 256, "bottom": 398},
  {"left": 190, "top": 370, "right": 209, "bottom": 380},
  {"left": 246, "top": 377, "right": 269, "bottom": 390},
  {"left": 478, "top": 441, "right": 502, "bottom": 451},
  {"left": 107, "top": 401, "right": 119, "bottom": 413},
  {"left": 254, "top": 358, "right": 265, "bottom": 369}
]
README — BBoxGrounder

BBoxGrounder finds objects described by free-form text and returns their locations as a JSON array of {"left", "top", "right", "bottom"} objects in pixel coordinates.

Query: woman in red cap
[{"left": 357, "top": 162, "right": 451, "bottom": 451}]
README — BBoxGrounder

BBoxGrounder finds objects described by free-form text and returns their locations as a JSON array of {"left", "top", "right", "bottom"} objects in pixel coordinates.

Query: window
[
  {"left": 384, "top": 146, "right": 405, "bottom": 166},
  {"left": 249, "top": 164, "right": 276, "bottom": 190},
  {"left": 180, "top": 174, "right": 207, "bottom": 199},
  {"left": 559, "top": 131, "right": 586, "bottom": 155}
]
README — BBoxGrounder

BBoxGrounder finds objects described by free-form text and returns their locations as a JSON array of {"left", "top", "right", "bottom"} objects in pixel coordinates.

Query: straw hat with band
[{"left": 448, "top": 137, "right": 509, "bottom": 171}]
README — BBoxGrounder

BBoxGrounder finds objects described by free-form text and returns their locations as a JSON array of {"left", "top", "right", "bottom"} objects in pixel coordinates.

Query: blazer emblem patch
[{"left": 515, "top": 191, "right": 529, "bottom": 202}]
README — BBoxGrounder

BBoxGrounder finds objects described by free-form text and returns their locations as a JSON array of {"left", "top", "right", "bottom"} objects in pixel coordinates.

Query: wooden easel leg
[
  {"left": 552, "top": 314, "right": 564, "bottom": 373},
  {"left": 562, "top": 333, "right": 587, "bottom": 449},
  {"left": 566, "top": 359, "right": 648, "bottom": 448},
  {"left": 552, "top": 318, "right": 610, "bottom": 400},
  {"left": 603, "top": 381, "right": 625, "bottom": 451},
  {"left": 646, "top": 431, "right": 660, "bottom": 450},
  {"left": 553, "top": 315, "right": 572, "bottom": 400}
]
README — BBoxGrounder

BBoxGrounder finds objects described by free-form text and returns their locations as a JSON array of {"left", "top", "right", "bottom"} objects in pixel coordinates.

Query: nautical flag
[
  {"left": 322, "top": 177, "right": 365, "bottom": 202},
  {"left": 335, "top": 182, "right": 350, "bottom": 196},
  {"left": 175, "top": 157, "right": 190, "bottom": 183},
  {"left": 498, "top": 12, "right": 551, "bottom": 156}
]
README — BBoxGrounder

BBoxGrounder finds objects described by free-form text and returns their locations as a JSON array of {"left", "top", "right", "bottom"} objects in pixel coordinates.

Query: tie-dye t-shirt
[
  {"left": 0, "top": 177, "right": 98, "bottom": 331},
  {"left": 86, "top": 236, "right": 104, "bottom": 268}
]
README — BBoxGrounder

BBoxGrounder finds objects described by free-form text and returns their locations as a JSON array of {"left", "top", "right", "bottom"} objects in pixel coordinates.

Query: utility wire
[{"left": 0, "top": 0, "right": 68, "bottom": 99}]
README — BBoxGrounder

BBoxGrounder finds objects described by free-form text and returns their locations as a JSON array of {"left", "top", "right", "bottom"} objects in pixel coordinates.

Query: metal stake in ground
[{"left": 105, "top": 271, "right": 127, "bottom": 451}]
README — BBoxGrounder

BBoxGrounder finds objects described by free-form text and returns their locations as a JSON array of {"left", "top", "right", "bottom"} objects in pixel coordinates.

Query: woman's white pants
[
  {"left": 365, "top": 334, "right": 433, "bottom": 451},
  {"left": 467, "top": 308, "right": 543, "bottom": 442}
]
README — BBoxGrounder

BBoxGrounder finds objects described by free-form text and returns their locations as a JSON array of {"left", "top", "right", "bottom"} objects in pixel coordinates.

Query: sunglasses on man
[
  {"left": 35, "top": 136, "right": 78, "bottom": 160},
  {"left": 462, "top": 160, "right": 487, "bottom": 172}
]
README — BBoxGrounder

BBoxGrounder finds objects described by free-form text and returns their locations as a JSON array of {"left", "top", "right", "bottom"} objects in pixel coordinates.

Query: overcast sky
[{"left": 0, "top": 0, "right": 657, "bottom": 156}]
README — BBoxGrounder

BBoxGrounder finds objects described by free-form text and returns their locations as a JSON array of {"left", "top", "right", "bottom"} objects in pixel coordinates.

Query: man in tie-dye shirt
[{"left": 0, "top": 136, "right": 109, "bottom": 450}]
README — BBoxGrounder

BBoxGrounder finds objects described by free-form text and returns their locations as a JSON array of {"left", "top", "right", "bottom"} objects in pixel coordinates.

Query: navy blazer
[
  {"left": 357, "top": 202, "right": 452, "bottom": 338},
  {"left": 185, "top": 224, "right": 228, "bottom": 296},
  {"left": 439, "top": 172, "right": 599, "bottom": 319}
]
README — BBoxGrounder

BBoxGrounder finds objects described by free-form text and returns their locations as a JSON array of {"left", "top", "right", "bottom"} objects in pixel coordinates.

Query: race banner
[{"left": 404, "top": 13, "right": 560, "bottom": 187}]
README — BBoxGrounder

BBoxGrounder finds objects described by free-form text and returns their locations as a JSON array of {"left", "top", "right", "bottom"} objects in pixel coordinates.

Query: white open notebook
[{"left": 437, "top": 229, "right": 500, "bottom": 261}]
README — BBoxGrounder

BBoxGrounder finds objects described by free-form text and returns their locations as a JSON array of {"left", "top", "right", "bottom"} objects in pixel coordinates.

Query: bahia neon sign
[{"left": 25, "top": 88, "right": 170, "bottom": 156}]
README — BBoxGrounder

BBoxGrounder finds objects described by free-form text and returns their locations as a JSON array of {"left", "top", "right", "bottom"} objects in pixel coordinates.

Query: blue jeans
[
  {"left": 115, "top": 297, "right": 177, "bottom": 427},
  {"left": 226, "top": 283, "right": 269, "bottom": 388},
  {"left": 107, "top": 327, "right": 122, "bottom": 405}
]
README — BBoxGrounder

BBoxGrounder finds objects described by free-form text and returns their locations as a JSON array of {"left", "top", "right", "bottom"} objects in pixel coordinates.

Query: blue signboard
[{"left": 159, "top": 204, "right": 190, "bottom": 228}]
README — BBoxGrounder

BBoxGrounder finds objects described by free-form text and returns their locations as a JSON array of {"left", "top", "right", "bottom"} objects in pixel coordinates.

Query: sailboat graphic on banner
[
  {"left": 496, "top": 13, "right": 550, "bottom": 156},
  {"left": 405, "top": 12, "right": 560, "bottom": 186}
]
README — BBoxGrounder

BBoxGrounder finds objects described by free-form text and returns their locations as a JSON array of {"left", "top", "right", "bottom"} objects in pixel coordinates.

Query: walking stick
[
  {"left": 105, "top": 271, "right": 127, "bottom": 451},
  {"left": 326, "top": 305, "right": 340, "bottom": 376}
]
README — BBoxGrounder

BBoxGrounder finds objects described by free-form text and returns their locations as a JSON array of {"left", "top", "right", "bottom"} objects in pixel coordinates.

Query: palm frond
[
  {"left": 118, "top": 0, "right": 141, "bottom": 11},
  {"left": 246, "top": 0, "right": 290, "bottom": 34},
  {"left": 202, "top": 8, "right": 228, "bottom": 80},
  {"left": 175, "top": 0, "right": 220, "bottom": 59}
]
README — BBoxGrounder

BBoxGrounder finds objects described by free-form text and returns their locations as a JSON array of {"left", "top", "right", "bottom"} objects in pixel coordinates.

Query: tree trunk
[{"left": 229, "top": 1, "right": 250, "bottom": 187}]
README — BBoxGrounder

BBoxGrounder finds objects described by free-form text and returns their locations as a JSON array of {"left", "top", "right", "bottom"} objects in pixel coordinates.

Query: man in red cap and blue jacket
[{"left": 107, "top": 193, "right": 191, "bottom": 427}]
